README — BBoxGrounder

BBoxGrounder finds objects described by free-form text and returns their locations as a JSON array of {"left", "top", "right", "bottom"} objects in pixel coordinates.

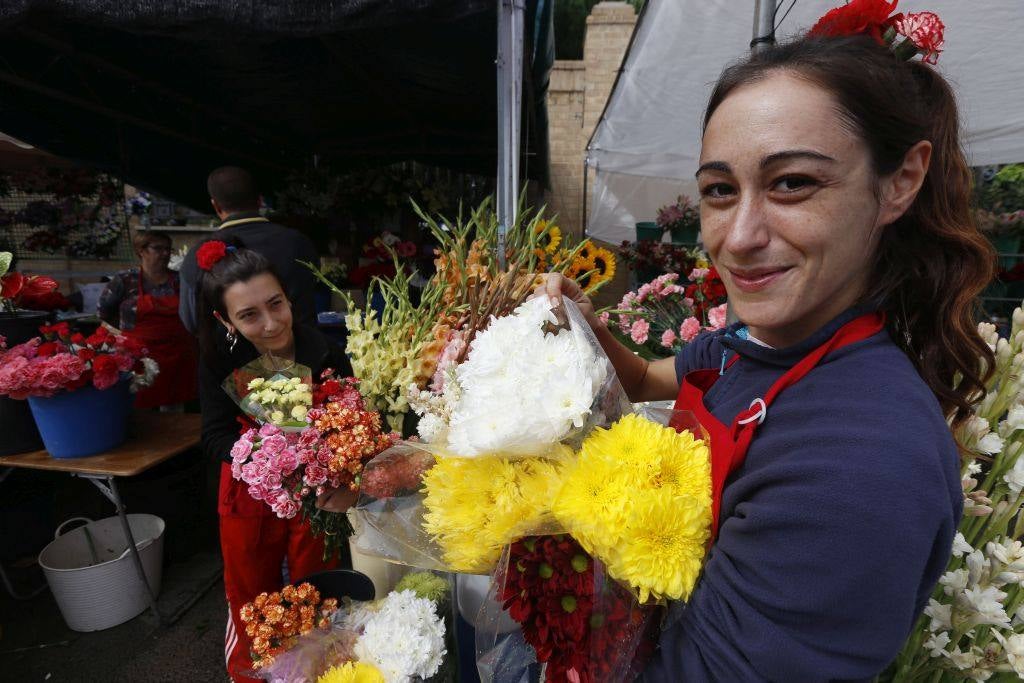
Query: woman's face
[
  {"left": 697, "top": 71, "right": 886, "bottom": 348},
  {"left": 221, "top": 273, "right": 294, "bottom": 356},
  {"left": 138, "top": 239, "right": 171, "bottom": 273}
]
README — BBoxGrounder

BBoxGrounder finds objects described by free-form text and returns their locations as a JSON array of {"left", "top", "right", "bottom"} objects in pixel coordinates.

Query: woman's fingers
[{"left": 315, "top": 487, "right": 359, "bottom": 513}]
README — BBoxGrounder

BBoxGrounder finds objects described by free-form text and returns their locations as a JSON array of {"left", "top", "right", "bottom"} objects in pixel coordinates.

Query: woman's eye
[
  {"left": 772, "top": 176, "right": 815, "bottom": 192},
  {"left": 700, "top": 183, "right": 734, "bottom": 199}
]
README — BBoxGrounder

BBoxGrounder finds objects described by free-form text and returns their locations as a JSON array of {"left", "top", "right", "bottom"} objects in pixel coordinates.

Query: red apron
[
  {"left": 125, "top": 272, "right": 198, "bottom": 409},
  {"left": 671, "top": 312, "right": 885, "bottom": 538}
]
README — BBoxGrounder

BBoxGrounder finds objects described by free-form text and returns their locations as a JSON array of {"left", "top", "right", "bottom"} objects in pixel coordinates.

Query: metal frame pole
[
  {"left": 77, "top": 473, "right": 163, "bottom": 625},
  {"left": 751, "top": 0, "right": 777, "bottom": 52},
  {"left": 496, "top": 0, "right": 526, "bottom": 271}
]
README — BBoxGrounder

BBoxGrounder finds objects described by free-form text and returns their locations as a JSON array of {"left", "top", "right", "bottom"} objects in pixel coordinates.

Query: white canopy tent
[{"left": 586, "top": 0, "right": 1024, "bottom": 244}]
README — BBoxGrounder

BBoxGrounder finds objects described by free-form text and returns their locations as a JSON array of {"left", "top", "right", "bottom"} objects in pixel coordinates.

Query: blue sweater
[{"left": 642, "top": 307, "right": 961, "bottom": 682}]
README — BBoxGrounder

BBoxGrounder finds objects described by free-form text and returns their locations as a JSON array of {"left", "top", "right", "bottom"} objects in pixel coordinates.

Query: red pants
[{"left": 218, "top": 463, "right": 339, "bottom": 683}]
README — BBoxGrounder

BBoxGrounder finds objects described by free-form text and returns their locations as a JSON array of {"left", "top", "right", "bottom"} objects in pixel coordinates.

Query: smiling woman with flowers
[
  {"left": 194, "top": 238, "right": 357, "bottom": 683},
  {"left": 541, "top": 1, "right": 991, "bottom": 679}
]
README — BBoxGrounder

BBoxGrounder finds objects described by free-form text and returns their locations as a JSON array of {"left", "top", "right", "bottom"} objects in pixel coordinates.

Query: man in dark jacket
[{"left": 178, "top": 166, "right": 318, "bottom": 334}]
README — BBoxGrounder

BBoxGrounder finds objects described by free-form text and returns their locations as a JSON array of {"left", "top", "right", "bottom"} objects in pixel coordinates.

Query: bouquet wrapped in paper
[
  {"left": 245, "top": 572, "right": 452, "bottom": 683},
  {"left": 227, "top": 368, "right": 398, "bottom": 559}
]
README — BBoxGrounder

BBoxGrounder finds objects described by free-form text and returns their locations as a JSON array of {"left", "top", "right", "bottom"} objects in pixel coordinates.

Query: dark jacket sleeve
[
  {"left": 674, "top": 329, "right": 727, "bottom": 383},
  {"left": 178, "top": 248, "right": 199, "bottom": 334},
  {"left": 97, "top": 274, "right": 125, "bottom": 326},
  {"left": 199, "top": 358, "right": 244, "bottom": 464}
]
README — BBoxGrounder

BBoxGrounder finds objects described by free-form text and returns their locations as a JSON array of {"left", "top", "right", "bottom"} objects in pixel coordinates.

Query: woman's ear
[
  {"left": 213, "top": 310, "right": 235, "bottom": 335},
  {"left": 876, "top": 140, "right": 933, "bottom": 227}
]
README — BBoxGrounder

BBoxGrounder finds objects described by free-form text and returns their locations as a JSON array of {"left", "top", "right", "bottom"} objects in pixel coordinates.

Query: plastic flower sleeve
[
  {"left": 475, "top": 536, "right": 663, "bottom": 683},
  {"left": 246, "top": 619, "right": 359, "bottom": 682},
  {"left": 350, "top": 442, "right": 450, "bottom": 572},
  {"left": 351, "top": 442, "right": 570, "bottom": 574},
  {"left": 221, "top": 353, "right": 314, "bottom": 428},
  {"left": 409, "top": 296, "right": 632, "bottom": 459}
]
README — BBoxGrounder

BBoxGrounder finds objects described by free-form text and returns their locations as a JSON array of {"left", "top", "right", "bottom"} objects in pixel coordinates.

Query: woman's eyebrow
[{"left": 760, "top": 150, "right": 837, "bottom": 168}]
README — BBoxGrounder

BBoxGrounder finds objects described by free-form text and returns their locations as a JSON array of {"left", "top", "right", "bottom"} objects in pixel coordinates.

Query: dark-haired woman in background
[
  {"left": 542, "top": 13, "right": 992, "bottom": 682},
  {"left": 97, "top": 230, "right": 197, "bottom": 409},
  {"left": 194, "top": 240, "right": 356, "bottom": 683}
]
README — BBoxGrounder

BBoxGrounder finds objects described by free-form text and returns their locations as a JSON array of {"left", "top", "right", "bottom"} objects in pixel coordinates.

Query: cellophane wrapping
[{"left": 351, "top": 297, "right": 631, "bottom": 575}]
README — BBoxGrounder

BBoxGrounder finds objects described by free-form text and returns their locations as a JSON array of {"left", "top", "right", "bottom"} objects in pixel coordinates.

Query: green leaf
[{"left": 0, "top": 251, "right": 10, "bottom": 278}]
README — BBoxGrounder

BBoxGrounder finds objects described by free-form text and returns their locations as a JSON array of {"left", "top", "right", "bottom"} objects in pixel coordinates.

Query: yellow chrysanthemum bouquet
[{"left": 347, "top": 290, "right": 713, "bottom": 682}]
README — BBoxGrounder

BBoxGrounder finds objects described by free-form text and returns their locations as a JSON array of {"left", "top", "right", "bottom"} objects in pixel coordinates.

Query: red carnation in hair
[
  {"left": 809, "top": 0, "right": 899, "bottom": 44},
  {"left": 892, "top": 12, "right": 944, "bottom": 64},
  {"left": 196, "top": 240, "right": 228, "bottom": 271}
]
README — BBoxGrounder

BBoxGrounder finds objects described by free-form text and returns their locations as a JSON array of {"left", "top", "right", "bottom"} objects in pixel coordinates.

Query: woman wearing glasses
[{"left": 98, "top": 230, "right": 197, "bottom": 408}]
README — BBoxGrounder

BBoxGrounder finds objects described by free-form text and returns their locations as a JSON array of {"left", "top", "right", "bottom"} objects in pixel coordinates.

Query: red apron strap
[{"left": 674, "top": 312, "right": 886, "bottom": 536}]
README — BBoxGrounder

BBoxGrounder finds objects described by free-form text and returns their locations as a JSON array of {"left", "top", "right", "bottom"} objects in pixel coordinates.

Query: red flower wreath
[{"left": 196, "top": 240, "right": 228, "bottom": 271}]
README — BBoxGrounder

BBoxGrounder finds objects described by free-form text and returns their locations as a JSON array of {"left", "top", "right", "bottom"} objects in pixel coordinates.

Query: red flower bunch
[
  {"left": 499, "top": 536, "right": 658, "bottom": 683},
  {"left": 308, "top": 399, "right": 398, "bottom": 493},
  {"left": 684, "top": 266, "right": 728, "bottom": 321},
  {"left": 359, "top": 445, "right": 435, "bottom": 499},
  {"left": 0, "top": 323, "right": 153, "bottom": 399},
  {"left": 196, "top": 240, "right": 229, "bottom": 271},
  {"left": 238, "top": 581, "right": 338, "bottom": 670},
  {"left": 1, "top": 271, "right": 70, "bottom": 312},
  {"left": 809, "top": 0, "right": 944, "bottom": 64}
]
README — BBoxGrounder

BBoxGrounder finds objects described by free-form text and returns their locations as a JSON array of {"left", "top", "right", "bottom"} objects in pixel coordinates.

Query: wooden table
[{"left": 0, "top": 411, "right": 202, "bottom": 623}]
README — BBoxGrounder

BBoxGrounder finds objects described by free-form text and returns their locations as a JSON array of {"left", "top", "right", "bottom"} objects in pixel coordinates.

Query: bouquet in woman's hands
[
  {"left": 228, "top": 369, "right": 399, "bottom": 559},
  {"left": 350, "top": 296, "right": 714, "bottom": 682},
  {"left": 223, "top": 354, "right": 314, "bottom": 429}
]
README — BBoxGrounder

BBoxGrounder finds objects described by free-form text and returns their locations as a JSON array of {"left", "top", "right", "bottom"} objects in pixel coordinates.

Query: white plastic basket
[{"left": 38, "top": 515, "right": 165, "bottom": 632}]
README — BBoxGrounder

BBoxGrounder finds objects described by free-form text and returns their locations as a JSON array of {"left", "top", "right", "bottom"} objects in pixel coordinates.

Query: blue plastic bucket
[{"left": 27, "top": 380, "right": 132, "bottom": 458}]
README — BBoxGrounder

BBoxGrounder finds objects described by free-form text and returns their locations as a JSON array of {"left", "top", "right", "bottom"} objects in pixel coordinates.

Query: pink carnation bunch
[
  {"left": 601, "top": 267, "right": 729, "bottom": 357},
  {"left": 0, "top": 323, "right": 154, "bottom": 399}
]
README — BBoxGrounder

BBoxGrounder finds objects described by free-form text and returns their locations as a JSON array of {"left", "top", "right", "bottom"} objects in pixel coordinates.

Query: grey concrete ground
[
  {"left": 1, "top": 451, "right": 230, "bottom": 682},
  {"left": 2, "top": 555, "right": 228, "bottom": 682}
]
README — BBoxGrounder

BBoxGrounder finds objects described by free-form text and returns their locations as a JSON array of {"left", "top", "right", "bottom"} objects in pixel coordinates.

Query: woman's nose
[{"left": 721, "top": 193, "right": 771, "bottom": 257}]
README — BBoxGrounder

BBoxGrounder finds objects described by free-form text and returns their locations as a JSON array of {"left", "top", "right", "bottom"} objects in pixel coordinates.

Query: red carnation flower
[
  {"left": 91, "top": 354, "right": 121, "bottom": 391},
  {"left": 36, "top": 341, "right": 62, "bottom": 357},
  {"left": 809, "top": 0, "right": 899, "bottom": 44},
  {"left": 892, "top": 12, "right": 944, "bottom": 64},
  {"left": 196, "top": 240, "right": 228, "bottom": 271}
]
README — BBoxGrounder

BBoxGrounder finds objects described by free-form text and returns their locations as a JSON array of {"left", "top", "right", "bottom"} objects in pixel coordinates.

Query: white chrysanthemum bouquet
[
  {"left": 887, "top": 309, "right": 1024, "bottom": 681},
  {"left": 410, "top": 295, "right": 609, "bottom": 457}
]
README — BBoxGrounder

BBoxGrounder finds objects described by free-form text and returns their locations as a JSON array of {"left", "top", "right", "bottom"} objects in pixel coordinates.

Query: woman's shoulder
[
  {"left": 762, "top": 332, "right": 959, "bottom": 488},
  {"left": 674, "top": 327, "right": 730, "bottom": 381}
]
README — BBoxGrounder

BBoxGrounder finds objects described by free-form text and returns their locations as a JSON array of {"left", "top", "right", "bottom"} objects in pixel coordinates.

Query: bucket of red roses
[{"left": 0, "top": 322, "right": 159, "bottom": 458}]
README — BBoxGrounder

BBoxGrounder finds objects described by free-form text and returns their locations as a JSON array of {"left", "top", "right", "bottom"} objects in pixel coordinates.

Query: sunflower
[
  {"left": 586, "top": 246, "right": 617, "bottom": 290},
  {"left": 317, "top": 661, "right": 386, "bottom": 683},
  {"left": 534, "top": 220, "right": 563, "bottom": 255}
]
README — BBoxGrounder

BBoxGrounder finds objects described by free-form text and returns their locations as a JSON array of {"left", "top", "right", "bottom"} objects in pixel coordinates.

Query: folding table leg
[{"left": 77, "top": 473, "right": 164, "bottom": 625}]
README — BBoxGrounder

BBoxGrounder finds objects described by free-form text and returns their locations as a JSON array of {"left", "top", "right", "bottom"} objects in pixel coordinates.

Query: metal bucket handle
[{"left": 54, "top": 517, "right": 94, "bottom": 539}]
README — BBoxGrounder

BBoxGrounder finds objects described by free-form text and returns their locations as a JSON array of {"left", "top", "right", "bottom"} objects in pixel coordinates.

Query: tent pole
[
  {"left": 496, "top": 0, "right": 525, "bottom": 271},
  {"left": 751, "top": 0, "right": 776, "bottom": 52}
]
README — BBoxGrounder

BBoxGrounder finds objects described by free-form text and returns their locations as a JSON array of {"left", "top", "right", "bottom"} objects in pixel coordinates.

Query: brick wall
[{"left": 545, "top": 2, "right": 636, "bottom": 239}]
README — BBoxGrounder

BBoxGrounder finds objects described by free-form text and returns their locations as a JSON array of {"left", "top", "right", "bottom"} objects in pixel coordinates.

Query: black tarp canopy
[{"left": 0, "top": 0, "right": 552, "bottom": 208}]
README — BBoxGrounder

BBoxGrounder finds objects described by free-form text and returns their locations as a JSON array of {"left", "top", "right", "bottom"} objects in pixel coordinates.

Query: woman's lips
[{"left": 727, "top": 267, "right": 791, "bottom": 293}]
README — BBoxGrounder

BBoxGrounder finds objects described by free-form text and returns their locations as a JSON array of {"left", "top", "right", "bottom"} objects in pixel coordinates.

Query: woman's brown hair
[
  {"left": 704, "top": 36, "right": 995, "bottom": 433},
  {"left": 131, "top": 229, "right": 172, "bottom": 255}
]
